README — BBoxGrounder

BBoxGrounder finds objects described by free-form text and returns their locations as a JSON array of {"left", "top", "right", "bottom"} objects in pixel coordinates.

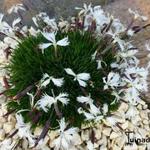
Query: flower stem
[
  {"left": 54, "top": 45, "right": 58, "bottom": 58},
  {"left": 54, "top": 103, "right": 62, "bottom": 119},
  {"left": 51, "top": 89, "right": 62, "bottom": 118}
]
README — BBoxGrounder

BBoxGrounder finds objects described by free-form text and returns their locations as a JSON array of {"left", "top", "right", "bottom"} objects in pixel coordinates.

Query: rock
[
  {"left": 118, "top": 102, "right": 128, "bottom": 112},
  {"left": 138, "top": 145, "right": 147, "bottom": 150},
  {"left": 48, "top": 130, "right": 58, "bottom": 141},
  {"left": 140, "top": 111, "right": 149, "bottom": 120},
  {"left": 7, "top": 115, "right": 16, "bottom": 123},
  {"left": 142, "top": 104, "right": 148, "bottom": 110},
  {"left": 144, "top": 125, "right": 150, "bottom": 131},
  {"left": 99, "top": 145, "right": 107, "bottom": 150},
  {"left": 112, "top": 144, "right": 122, "bottom": 150},
  {"left": 3, "top": 122, "right": 15, "bottom": 133},
  {"left": 93, "top": 128, "right": 101, "bottom": 140},
  {"left": 143, "top": 119, "right": 149, "bottom": 125},
  {"left": 115, "top": 136, "right": 126, "bottom": 148},
  {"left": 128, "top": 122, "right": 135, "bottom": 131},
  {"left": 98, "top": 135, "right": 107, "bottom": 146},
  {"left": 22, "top": 138, "right": 29, "bottom": 150},
  {"left": 0, "top": 117, "right": 6, "bottom": 123},
  {"left": 137, "top": 104, "right": 142, "bottom": 110},
  {"left": 110, "top": 132, "right": 120, "bottom": 139},
  {"left": 81, "top": 129, "right": 89, "bottom": 141},
  {"left": 34, "top": 127, "right": 42, "bottom": 136},
  {"left": 0, "top": 129, "right": 5, "bottom": 140},
  {"left": 72, "top": 133, "right": 82, "bottom": 145},
  {"left": 102, "top": 127, "right": 112, "bottom": 136},
  {"left": 121, "top": 121, "right": 128, "bottom": 130}
]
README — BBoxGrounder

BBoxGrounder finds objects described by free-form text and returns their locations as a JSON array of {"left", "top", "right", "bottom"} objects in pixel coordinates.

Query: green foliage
[{"left": 6, "top": 30, "right": 118, "bottom": 129}]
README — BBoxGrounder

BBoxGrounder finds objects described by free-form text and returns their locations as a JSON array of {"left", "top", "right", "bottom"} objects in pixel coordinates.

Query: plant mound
[{"left": 6, "top": 30, "right": 117, "bottom": 129}]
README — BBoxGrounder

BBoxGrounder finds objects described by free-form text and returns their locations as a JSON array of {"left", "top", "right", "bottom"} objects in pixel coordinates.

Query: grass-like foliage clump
[{"left": 6, "top": 30, "right": 118, "bottom": 129}]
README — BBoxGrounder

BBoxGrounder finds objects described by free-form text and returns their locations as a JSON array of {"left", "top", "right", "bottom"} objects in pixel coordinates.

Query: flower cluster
[{"left": 0, "top": 3, "right": 149, "bottom": 149}]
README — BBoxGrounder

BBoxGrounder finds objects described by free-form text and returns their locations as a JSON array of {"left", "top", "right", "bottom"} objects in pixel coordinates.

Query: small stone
[
  {"left": 121, "top": 121, "right": 128, "bottom": 130},
  {"left": 102, "top": 127, "right": 111, "bottom": 136},
  {"left": 143, "top": 119, "right": 149, "bottom": 125},
  {"left": 137, "top": 104, "right": 142, "bottom": 110},
  {"left": 142, "top": 104, "right": 148, "bottom": 110},
  {"left": 0, "top": 117, "right": 6, "bottom": 123},
  {"left": 81, "top": 129, "right": 89, "bottom": 141},
  {"left": 0, "top": 123, "right": 3, "bottom": 128},
  {"left": 93, "top": 128, "right": 101, "bottom": 140},
  {"left": 118, "top": 102, "right": 128, "bottom": 112},
  {"left": 139, "top": 100, "right": 146, "bottom": 106},
  {"left": 98, "top": 135, "right": 107, "bottom": 146},
  {"left": 12, "top": 132, "right": 19, "bottom": 140},
  {"left": 34, "top": 127, "right": 42, "bottom": 136},
  {"left": 22, "top": 138, "right": 29, "bottom": 150},
  {"left": 48, "top": 140, "right": 54, "bottom": 148},
  {"left": 99, "top": 145, "right": 107, "bottom": 150},
  {"left": 138, "top": 145, "right": 147, "bottom": 150},
  {"left": 8, "top": 115, "right": 16, "bottom": 123},
  {"left": 140, "top": 111, "right": 149, "bottom": 120},
  {"left": 112, "top": 145, "right": 121, "bottom": 150},
  {"left": 110, "top": 132, "right": 120, "bottom": 139},
  {"left": 128, "top": 122, "right": 134, "bottom": 131},
  {"left": 3, "top": 122, "right": 15, "bottom": 133},
  {"left": 48, "top": 130, "right": 59, "bottom": 141},
  {"left": 72, "top": 133, "right": 82, "bottom": 145},
  {"left": 0, "top": 129, "right": 5, "bottom": 140},
  {"left": 115, "top": 136, "right": 126, "bottom": 148},
  {"left": 144, "top": 125, "right": 150, "bottom": 131}
]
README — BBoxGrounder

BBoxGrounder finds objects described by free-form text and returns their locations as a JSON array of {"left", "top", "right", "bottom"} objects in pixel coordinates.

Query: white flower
[
  {"left": 8, "top": 4, "right": 26, "bottom": 14},
  {"left": 12, "top": 18, "right": 21, "bottom": 29},
  {"left": 105, "top": 115, "right": 119, "bottom": 127},
  {"left": 128, "top": 8, "right": 148, "bottom": 21},
  {"left": 4, "top": 37, "right": 19, "bottom": 49},
  {"left": 39, "top": 73, "right": 64, "bottom": 88},
  {"left": 77, "top": 96, "right": 102, "bottom": 122},
  {"left": 52, "top": 118, "right": 79, "bottom": 150},
  {"left": 65, "top": 68, "right": 90, "bottom": 87},
  {"left": 78, "top": 107, "right": 103, "bottom": 121},
  {"left": 91, "top": 51, "right": 107, "bottom": 69},
  {"left": 33, "top": 12, "right": 58, "bottom": 30},
  {"left": 103, "top": 72, "right": 121, "bottom": 90},
  {"left": 77, "top": 95, "right": 93, "bottom": 104},
  {"left": 0, "top": 13, "right": 10, "bottom": 32},
  {"left": 77, "top": 95, "right": 100, "bottom": 115},
  {"left": 116, "top": 50, "right": 138, "bottom": 62},
  {"left": 28, "top": 27, "right": 39, "bottom": 36},
  {"left": 125, "top": 104, "right": 138, "bottom": 120},
  {"left": 39, "top": 32, "right": 69, "bottom": 52},
  {"left": 107, "top": 30, "right": 126, "bottom": 51},
  {"left": 112, "top": 19, "right": 125, "bottom": 34},
  {"left": 37, "top": 93, "right": 69, "bottom": 112},
  {"left": 75, "top": 3, "right": 92, "bottom": 16},
  {"left": 0, "top": 138, "right": 16, "bottom": 150},
  {"left": 16, "top": 113, "right": 35, "bottom": 147},
  {"left": 111, "top": 90, "right": 123, "bottom": 104},
  {"left": 92, "top": 6, "right": 110, "bottom": 28},
  {"left": 97, "top": 59, "right": 107, "bottom": 69}
]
